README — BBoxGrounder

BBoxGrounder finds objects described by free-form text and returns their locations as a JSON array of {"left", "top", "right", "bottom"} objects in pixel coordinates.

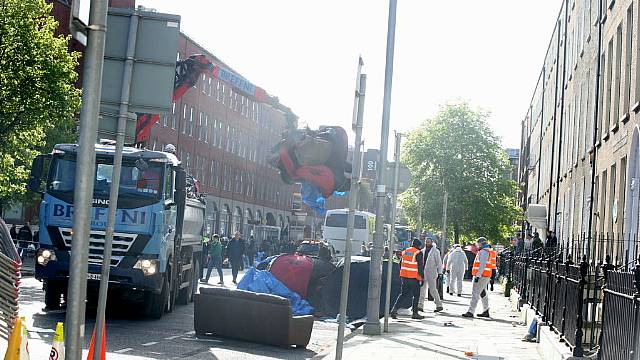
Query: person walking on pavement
[
  {"left": 463, "top": 237, "right": 497, "bottom": 318},
  {"left": 245, "top": 235, "right": 256, "bottom": 268},
  {"left": 418, "top": 237, "right": 444, "bottom": 313},
  {"left": 201, "top": 232, "right": 210, "bottom": 279},
  {"left": 226, "top": 232, "right": 245, "bottom": 284},
  {"left": 201, "top": 234, "right": 224, "bottom": 285},
  {"left": 391, "top": 238, "right": 426, "bottom": 320},
  {"left": 442, "top": 248, "right": 451, "bottom": 294},
  {"left": 447, "top": 244, "right": 468, "bottom": 296}
]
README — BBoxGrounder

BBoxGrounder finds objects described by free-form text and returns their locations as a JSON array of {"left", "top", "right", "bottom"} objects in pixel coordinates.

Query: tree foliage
[
  {"left": 399, "top": 102, "right": 521, "bottom": 244},
  {"left": 0, "top": 0, "right": 80, "bottom": 202}
]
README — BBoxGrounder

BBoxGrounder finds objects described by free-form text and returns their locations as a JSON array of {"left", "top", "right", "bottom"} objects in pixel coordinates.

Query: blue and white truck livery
[{"left": 28, "top": 143, "right": 205, "bottom": 318}]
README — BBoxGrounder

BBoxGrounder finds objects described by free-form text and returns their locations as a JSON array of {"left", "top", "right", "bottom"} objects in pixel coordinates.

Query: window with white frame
[
  {"left": 182, "top": 104, "right": 188, "bottom": 134},
  {"left": 188, "top": 107, "right": 194, "bottom": 137},
  {"left": 198, "top": 112, "right": 204, "bottom": 141},
  {"left": 204, "top": 114, "right": 209, "bottom": 143}
]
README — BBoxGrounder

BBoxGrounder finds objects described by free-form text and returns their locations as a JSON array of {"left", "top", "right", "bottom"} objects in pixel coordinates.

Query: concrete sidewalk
[{"left": 320, "top": 280, "right": 541, "bottom": 360}]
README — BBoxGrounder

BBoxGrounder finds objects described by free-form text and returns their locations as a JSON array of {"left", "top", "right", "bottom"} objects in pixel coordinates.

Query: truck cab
[{"left": 28, "top": 143, "right": 205, "bottom": 318}]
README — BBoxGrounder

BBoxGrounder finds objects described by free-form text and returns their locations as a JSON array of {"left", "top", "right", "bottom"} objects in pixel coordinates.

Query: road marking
[
  {"left": 164, "top": 335, "right": 181, "bottom": 340},
  {"left": 182, "top": 337, "right": 222, "bottom": 343},
  {"left": 185, "top": 330, "right": 195, "bottom": 335},
  {"left": 141, "top": 341, "right": 158, "bottom": 346},
  {"left": 114, "top": 348, "right": 133, "bottom": 353}
]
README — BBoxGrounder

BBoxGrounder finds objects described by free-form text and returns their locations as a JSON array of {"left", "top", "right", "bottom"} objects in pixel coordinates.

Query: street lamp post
[
  {"left": 384, "top": 131, "right": 402, "bottom": 332},
  {"left": 364, "top": 0, "right": 398, "bottom": 336}
]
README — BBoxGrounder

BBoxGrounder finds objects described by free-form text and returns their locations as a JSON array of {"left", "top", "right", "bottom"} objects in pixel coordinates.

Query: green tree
[
  {"left": 400, "top": 102, "right": 520, "bottom": 244},
  {"left": 0, "top": 0, "right": 80, "bottom": 202}
]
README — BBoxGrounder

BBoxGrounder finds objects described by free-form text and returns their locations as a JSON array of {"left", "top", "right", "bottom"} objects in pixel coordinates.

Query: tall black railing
[{"left": 497, "top": 232, "right": 640, "bottom": 358}]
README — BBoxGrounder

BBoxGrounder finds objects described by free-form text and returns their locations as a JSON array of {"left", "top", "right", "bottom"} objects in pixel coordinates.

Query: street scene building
[
  {"left": 10, "top": 0, "right": 640, "bottom": 359},
  {"left": 520, "top": 0, "right": 640, "bottom": 264}
]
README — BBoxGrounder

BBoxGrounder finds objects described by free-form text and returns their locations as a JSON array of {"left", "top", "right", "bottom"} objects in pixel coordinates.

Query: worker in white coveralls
[
  {"left": 446, "top": 244, "right": 468, "bottom": 296},
  {"left": 418, "top": 236, "right": 444, "bottom": 313},
  {"left": 462, "top": 237, "right": 497, "bottom": 318}
]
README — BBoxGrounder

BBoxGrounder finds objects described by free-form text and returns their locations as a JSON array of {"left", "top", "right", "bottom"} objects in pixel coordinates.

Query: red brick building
[
  {"left": 3, "top": 1, "right": 298, "bottom": 239},
  {"left": 148, "top": 32, "right": 297, "bottom": 237}
]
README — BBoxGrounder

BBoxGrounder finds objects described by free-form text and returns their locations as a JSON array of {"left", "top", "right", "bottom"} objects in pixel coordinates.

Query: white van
[{"left": 323, "top": 209, "right": 375, "bottom": 257}]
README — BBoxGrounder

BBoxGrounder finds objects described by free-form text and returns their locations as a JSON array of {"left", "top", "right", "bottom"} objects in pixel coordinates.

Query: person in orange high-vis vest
[
  {"left": 463, "top": 237, "right": 497, "bottom": 318},
  {"left": 391, "top": 238, "right": 426, "bottom": 320}
]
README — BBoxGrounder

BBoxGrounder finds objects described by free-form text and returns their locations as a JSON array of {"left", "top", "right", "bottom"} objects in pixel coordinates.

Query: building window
[
  {"left": 609, "top": 164, "right": 616, "bottom": 234},
  {"left": 181, "top": 104, "right": 188, "bottom": 134},
  {"left": 226, "top": 125, "right": 231, "bottom": 152},
  {"left": 603, "top": 39, "right": 613, "bottom": 136},
  {"left": 217, "top": 81, "right": 224, "bottom": 103},
  {"left": 234, "top": 93, "right": 238, "bottom": 112},
  {"left": 228, "top": 89, "right": 233, "bottom": 109},
  {"left": 152, "top": 139, "right": 158, "bottom": 151},
  {"left": 624, "top": 4, "right": 633, "bottom": 113},
  {"left": 188, "top": 107, "right": 195, "bottom": 137},
  {"left": 612, "top": 24, "right": 622, "bottom": 127},
  {"left": 231, "top": 127, "right": 236, "bottom": 154},
  {"left": 204, "top": 114, "right": 210, "bottom": 143},
  {"left": 597, "top": 54, "right": 605, "bottom": 139}
]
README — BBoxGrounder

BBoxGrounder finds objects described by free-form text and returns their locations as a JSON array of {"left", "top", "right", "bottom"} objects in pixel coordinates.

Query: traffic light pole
[
  {"left": 364, "top": 0, "right": 397, "bottom": 336},
  {"left": 336, "top": 60, "right": 366, "bottom": 360},
  {"left": 65, "top": 0, "right": 108, "bottom": 358},
  {"left": 383, "top": 131, "right": 402, "bottom": 332}
]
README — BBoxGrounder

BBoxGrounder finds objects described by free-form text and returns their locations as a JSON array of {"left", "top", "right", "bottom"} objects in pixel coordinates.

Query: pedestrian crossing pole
[
  {"left": 335, "top": 58, "right": 366, "bottom": 360},
  {"left": 364, "top": 0, "right": 398, "bottom": 336},
  {"left": 384, "top": 131, "right": 402, "bottom": 332}
]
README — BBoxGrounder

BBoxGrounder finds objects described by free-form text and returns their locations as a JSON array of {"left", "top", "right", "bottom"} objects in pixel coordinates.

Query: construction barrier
[{"left": 0, "top": 218, "right": 21, "bottom": 341}]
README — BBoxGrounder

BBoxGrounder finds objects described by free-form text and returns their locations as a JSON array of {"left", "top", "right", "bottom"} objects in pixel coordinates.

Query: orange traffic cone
[{"left": 86, "top": 324, "right": 106, "bottom": 360}]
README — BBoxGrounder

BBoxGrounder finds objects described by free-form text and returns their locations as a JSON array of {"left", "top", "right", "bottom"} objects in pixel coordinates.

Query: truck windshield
[{"left": 46, "top": 156, "right": 164, "bottom": 205}]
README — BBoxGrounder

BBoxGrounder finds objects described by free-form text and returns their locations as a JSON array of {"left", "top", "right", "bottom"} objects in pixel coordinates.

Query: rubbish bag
[{"left": 237, "top": 267, "right": 314, "bottom": 316}]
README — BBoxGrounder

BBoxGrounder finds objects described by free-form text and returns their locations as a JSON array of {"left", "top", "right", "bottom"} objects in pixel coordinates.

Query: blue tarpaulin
[
  {"left": 237, "top": 267, "right": 314, "bottom": 316},
  {"left": 301, "top": 181, "right": 348, "bottom": 216},
  {"left": 301, "top": 181, "right": 326, "bottom": 216}
]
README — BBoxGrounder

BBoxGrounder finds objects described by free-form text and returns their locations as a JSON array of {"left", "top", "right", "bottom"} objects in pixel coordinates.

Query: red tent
[{"left": 269, "top": 254, "right": 314, "bottom": 298}]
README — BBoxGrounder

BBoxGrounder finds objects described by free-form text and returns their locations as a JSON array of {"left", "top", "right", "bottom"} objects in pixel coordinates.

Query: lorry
[{"left": 27, "top": 143, "right": 205, "bottom": 318}]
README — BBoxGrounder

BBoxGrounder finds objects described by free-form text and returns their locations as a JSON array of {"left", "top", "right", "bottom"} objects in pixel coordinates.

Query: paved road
[{"left": 12, "top": 269, "right": 339, "bottom": 359}]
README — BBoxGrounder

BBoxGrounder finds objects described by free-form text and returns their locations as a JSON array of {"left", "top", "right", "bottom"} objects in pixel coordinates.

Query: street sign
[
  {"left": 384, "top": 162, "right": 411, "bottom": 193},
  {"left": 69, "top": 0, "right": 90, "bottom": 45},
  {"left": 99, "top": 8, "right": 180, "bottom": 143}
]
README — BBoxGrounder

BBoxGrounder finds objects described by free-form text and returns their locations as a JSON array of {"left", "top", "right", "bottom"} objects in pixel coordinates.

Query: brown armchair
[{"left": 194, "top": 287, "right": 314, "bottom": 348}]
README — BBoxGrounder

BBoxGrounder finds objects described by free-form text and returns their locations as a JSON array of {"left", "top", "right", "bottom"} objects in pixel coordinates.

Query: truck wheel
[
  {"left": 146, "top": 274, "right": 169, "bottom": 319},
  {"left": 166, "top": 267, "right": 175, "bottom": 314},
  {"left": 44, "top": 282, "right": 62, "bottom": 310}
]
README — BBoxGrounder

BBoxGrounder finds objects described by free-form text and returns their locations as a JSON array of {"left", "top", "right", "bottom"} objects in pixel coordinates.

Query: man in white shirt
[{"left": 418, "top": 237, "right": 444, "bottom": 312}]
